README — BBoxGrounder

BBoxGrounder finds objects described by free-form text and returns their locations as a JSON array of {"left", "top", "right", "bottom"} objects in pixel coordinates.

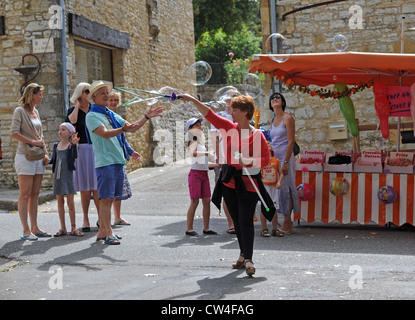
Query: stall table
[{"left": 294, "top": 171, "right": 414, "bottom": 226}]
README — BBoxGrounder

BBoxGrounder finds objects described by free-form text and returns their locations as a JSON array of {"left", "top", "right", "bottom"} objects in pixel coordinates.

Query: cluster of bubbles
[
  {"left": 137, "top": 31, "right": 351, "bottom": 108},
  {"left": 183, "top": 60, "right": 263, "bottom": 104}
]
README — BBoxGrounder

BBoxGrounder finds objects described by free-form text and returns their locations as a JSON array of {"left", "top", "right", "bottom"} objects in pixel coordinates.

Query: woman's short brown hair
[{"left": 230, "top": 95, "right": 255, "bottom": 120}]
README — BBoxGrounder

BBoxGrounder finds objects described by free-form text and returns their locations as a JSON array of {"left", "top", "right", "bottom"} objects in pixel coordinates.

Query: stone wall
[
  {"left": 0, "top": 0, "right": 196, "bottom": 188},
  {"left": 270, "top": 0, "right": 415, "bottom": 154}
]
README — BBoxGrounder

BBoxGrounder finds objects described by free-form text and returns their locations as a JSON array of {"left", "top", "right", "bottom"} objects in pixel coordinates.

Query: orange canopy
[{"left": 248, "top": 52, "right": 415, "bottom": 87}]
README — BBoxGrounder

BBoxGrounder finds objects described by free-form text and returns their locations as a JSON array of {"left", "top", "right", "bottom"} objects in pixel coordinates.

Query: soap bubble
[
  {"left": 159, "top": 86, "right": 183, "bottom": 104},
  {"left": 332, "top": 34, "right": 349, "bottom": 52},
  {"left": 205, "top": 86, "right": 242, "bottom": 110},
  {"left": 146, "top": 90, "right": 160, "bottom": 106},
  {"left": 243, "top": 73, "right": 262, "bottom": 99},
  {"left": 185, "top": 61, "right": 212, "bottom": 86},
  {"left": 215, "top": 86, "right": 241, "bottom": 103},
  {"left": 265, "top": 33, "right": 293, "bottom": 63}
]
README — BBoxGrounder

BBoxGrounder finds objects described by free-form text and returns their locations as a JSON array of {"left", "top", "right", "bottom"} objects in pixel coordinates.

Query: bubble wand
[
  {"left": 115, "top": 87, "right": 178, "bottom": 106},
  {"left": 234, "top": 151, "right": 270, "bottom": 212}
]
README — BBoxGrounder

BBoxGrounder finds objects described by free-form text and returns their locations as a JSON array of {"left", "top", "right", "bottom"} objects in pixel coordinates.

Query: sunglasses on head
[{"left": 33, "top": 85, "right": 42, "bottom": 94}]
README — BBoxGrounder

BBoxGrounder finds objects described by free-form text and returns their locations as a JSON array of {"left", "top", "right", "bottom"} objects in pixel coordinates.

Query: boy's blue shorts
[{"left": 96, "top": 164, "right": 124, "bottom": 199}]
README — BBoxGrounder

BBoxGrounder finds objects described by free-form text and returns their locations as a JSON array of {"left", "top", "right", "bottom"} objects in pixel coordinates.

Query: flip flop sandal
[
  {"left": 114, "top": 219, "right": 131, "bottom": 226},
  {"left": 21, "top": 234, "right": 38, "bottom": 241},
  {"left": 35, "top": 232, "right": 52, "bottom": 238}
]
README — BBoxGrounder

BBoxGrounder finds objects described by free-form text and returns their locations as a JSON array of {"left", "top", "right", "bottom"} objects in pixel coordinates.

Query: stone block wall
[{"left": 0, "top": 0, "right": 196, "bottom": 187}]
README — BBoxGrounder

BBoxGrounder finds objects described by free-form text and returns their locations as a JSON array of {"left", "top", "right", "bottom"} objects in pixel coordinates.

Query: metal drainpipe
[
  {"left": 270, "top": 0, "right": 279, "bottom": 93},
  {"left": 60, "top": 0, "right": 69, "bottom": 115}
]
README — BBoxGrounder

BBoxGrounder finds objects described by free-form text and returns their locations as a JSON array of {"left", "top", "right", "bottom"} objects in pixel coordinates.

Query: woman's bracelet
[{"left": 144, "top": 114, "right": 150, "bottom": 120}]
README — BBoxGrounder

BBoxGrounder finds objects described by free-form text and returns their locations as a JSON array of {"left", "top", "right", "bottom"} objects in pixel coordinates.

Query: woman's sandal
[
  {"left": 70, "top": 229, "right": 84, "bottom": 237},
  {"left": 232, "top": 255, "right": 245, "bottom": 269},
  {"left": 104, "top": 236, "right": 121, "bottom": 245},
  {"left": 271, "top": 229, "right": 284, "bottom": 237},
  {"left": 260, "top": 228, "right": 270, "bottom": 237},
  {"left": 54, "top": 230, "right": 67, "bottom": 237},
  {"left": 245, "top": 259, "right": 256, "bottom": 277}
]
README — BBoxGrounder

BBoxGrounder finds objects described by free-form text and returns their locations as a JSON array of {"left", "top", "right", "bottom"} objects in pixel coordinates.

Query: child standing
[
  {"left": 50, "top": 122, "right": 83, "bottom": 237},
  {"left": 185, "top": 117, "right": 219, "bottom": 236},
  {"left": 260, "top": 148, "right": 284, "bottom": 237}
]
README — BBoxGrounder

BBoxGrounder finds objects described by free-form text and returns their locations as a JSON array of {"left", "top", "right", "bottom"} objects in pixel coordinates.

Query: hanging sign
[{"left": 387, "top": 86, "right": 411, "bottom": 117}]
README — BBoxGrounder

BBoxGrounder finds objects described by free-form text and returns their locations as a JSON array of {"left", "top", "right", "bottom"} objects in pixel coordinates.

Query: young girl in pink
[{"left": 185, "top": 118, "right": 219, "bottom": 236}]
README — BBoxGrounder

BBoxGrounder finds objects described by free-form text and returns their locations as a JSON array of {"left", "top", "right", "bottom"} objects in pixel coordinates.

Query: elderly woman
[
  {"left": 269, "top": 92, "right": 300, "bottom": 234},
  {"left": 10, "top": 83, "right": 51, "bottom": 241},
  {"left": 66, "top": 82, "right": 99, "bottom": 232},
  {"left": 179, "top": 93, "right": 273, "bottom": 277}
]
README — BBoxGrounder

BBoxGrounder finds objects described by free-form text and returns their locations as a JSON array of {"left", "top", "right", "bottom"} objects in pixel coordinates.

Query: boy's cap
[{"left": 185, "top": 117, "right": 203, "bottom": 132}]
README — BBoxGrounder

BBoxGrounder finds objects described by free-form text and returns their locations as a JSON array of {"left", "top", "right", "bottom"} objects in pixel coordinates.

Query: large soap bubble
[
  {"left": 215, "top": 86, "right": 241, "bottom": 103},
  {"left": 146, "top": 89, "right": 161, "bottom": 106},
  {"left": 265, "top": 33, "right": 293, "bottom": 63},
  {"left": 185, "top": 61, "right": 212, "bottom": 86},
  {"left": 243, "top": 73, "right": 262, "bottom": 99},
  {"left": 332, "top": 34, "right": 349, "bottom": 52}
]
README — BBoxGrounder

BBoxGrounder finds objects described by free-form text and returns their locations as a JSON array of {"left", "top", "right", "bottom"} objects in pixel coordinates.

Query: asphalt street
[{"left": 1, "top": 160, "right": 415, "bottom": 301}]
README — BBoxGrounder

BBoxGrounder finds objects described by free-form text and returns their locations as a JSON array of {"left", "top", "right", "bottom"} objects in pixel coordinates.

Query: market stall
[{"left": 249, "top": 52, "right": 415, "bottom": 226}]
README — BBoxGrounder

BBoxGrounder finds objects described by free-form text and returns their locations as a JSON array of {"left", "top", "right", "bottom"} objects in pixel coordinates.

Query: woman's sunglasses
[
  {"left": 271, "top": 95, "right": 282, "bottom": 100},
  {"left": 33, "top": 85, "right": 42, "bottom": 94}
]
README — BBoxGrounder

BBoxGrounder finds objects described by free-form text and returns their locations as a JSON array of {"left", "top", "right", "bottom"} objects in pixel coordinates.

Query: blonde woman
[
  {"left": 66, "top": 82, "right": 100, "bottom": 232},
  {"left": 107, "top": 89, "right": 138, "bottom": 226},
  {"left": 10, "top": 83, "right": 51, "bottom": 241}
]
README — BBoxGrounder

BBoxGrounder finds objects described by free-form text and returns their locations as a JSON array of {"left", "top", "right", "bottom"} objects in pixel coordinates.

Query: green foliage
[
  {"left": 195, "top": 26, "right": 262, "bottom": 63},
  {"left": 193, "top": 0, "right": 262, "bottom": 84},
  {"left": 224, "top": 56, "right": 251, "bottom": 84},
  {"left": 193, "top": 0, "right": 260, "bottom": 41}
]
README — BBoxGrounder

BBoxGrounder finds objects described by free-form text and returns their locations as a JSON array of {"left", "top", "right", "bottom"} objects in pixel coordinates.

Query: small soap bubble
[{"left": 333, "top": 34, "right": 349, "bottom": 52}]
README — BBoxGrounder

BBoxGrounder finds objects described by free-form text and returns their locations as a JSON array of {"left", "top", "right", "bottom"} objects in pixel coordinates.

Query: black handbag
[{"left": 293, "top": 141, "right": 300, "bottom": 156}]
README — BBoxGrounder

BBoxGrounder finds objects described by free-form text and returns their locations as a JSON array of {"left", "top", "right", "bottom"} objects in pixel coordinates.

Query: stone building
[
  {"left": 260, "top": 0, "right": 415, "bottom": 153},
  {"left": 0, "top": 0, "right": 196, "bottom": 188}
]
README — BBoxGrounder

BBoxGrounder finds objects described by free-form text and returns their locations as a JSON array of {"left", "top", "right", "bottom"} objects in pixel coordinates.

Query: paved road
[{"left": 1, "top": 161, "right": 415, "bottom": 301}]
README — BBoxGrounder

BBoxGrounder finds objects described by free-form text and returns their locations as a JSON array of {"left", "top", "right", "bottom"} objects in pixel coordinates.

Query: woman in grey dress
[{"left": 269, "top": 93, "right": 300, "bottom": 234}]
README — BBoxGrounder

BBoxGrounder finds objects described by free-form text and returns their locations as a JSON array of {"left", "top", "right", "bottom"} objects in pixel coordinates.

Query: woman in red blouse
[{"left": 179, "top": 94, "right": 272, "bottom": 277}]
